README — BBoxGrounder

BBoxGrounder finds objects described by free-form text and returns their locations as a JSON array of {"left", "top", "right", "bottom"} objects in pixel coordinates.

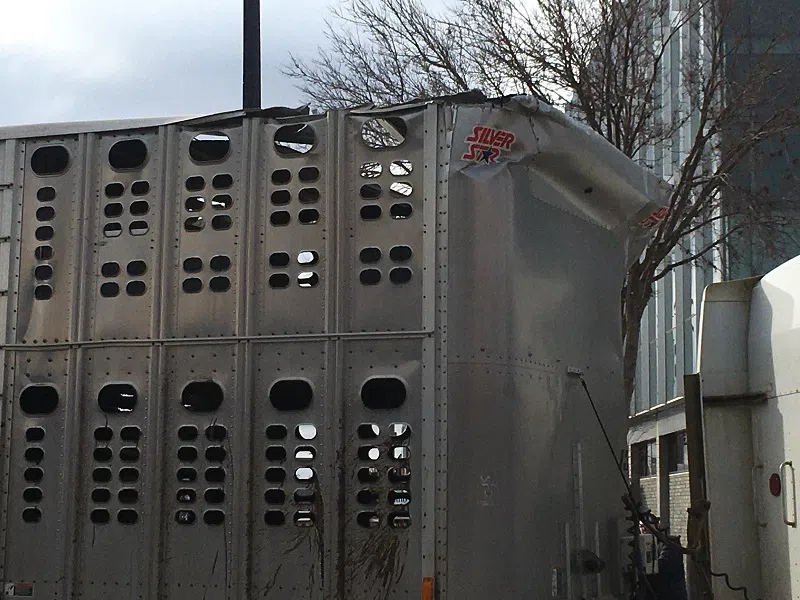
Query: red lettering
[
  {"left": 461, "top": 144, "right": 480, "bottom": 161},
  {"left": 466, "top": 126, "right": 483, "bottom": 143}
]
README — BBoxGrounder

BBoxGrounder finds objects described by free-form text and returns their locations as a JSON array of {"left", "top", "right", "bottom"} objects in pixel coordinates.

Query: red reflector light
[{"left": 770, "top": 473, "right": 782, "bottom": 496}]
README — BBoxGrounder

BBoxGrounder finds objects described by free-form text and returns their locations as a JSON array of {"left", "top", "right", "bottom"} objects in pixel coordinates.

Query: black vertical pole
[{"left": 243, "top": 0, "right": 261, "bottom": 109}]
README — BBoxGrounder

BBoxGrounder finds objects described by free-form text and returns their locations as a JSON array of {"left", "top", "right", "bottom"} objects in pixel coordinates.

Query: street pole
[{"left": 243, "top": 0, "right": 262, "bottom": 109}]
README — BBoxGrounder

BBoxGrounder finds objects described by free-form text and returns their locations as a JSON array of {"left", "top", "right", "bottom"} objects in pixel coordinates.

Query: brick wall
[
  {"left": 639, "top": 476, "right": 659, "bottom": 512},
  {"left": 668, "top": 472, "right": 690, "bottom": 543}
]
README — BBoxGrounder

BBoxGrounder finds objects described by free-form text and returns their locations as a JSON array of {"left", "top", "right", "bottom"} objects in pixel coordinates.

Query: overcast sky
[{"left": 0, "top": 0, "right": 332, "bottom": 126}]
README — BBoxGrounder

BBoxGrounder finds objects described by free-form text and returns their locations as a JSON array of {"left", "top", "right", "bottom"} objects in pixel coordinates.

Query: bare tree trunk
[{"left": 623, "top": 265, "right": 651, "bottom": 405}]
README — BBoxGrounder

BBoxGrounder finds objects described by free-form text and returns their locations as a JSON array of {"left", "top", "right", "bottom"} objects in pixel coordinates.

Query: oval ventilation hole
[
  {"left": 211, "top": 195, "right": 233, "bottom": 210},
  {"left": 36, "top": 206, "right": 55, "bottom": 221},
  {"left": 120, "top": 426, "right": 141, "bottom": 441},
  {"left": 177, "top": 467, "right": 197, "bottom": 482},
  {"left": 118, "top": 509, "right": 139, "bottom": 524},
  {"left": 271, "top": 169, "right": 291, "bottom": 185},
  {"left": 266, "top": 446, "right": 287, "bottom": 462},
  {"left": 390, "top": 245, "right": 413, "bottom": 262},
  {"left": 20, "top": 385, "right": 59, "bottom": 415},
  {"left": 294, "top": 488, "right": 315, "bottom": 503},
  {"left": 294, "top": 511, "right": 315, "bottom": 527},
  {"left": 185, "top": 196, "right": 205, "bottom": 212},
  {"left": 181, "top": 381, "right": 223, "bottom": 413},
  {"left": 175, "top": 510, "right": 196, "bottom": 525},
  {"left": 205, "top": 446, "right": 227, "bottom": 462},
  {"left": 127, "top": 260, "right": 147, "bottom": 276},
  {"left": 34, "top": 285, "right": 53, "bottom": 300},
  {"left": 178, "top": 425, "right": 198, "bottom": 441},
  {"left": 265, "top": 510, "right": 285, "bottom": 526},
  {"left": 119, "top": 467, "right": 140, "bottom": 483},
  {"left": 391, "top": 446, "right": 411, "bottom": 460},
  {"left": 390, "top": 159, "right": 413, "bottom": 176},
  {"left": 182, "top": 278, "right": 203, "bottom": 293},
  {"left": 269, "top": 379, "right": 313, "bottom": 411},
  {"left": 390, "top": 203, "right": 413, "bottom": 219},
  {"left": 26, "top": 427, "right": 46, "bottom": 442},
  {"left": 298, "top": 209, "right": 319, "bottom": 224},
  {"left": 119, "top": 447, "right": 141, "bottom": 462},
  {"left": 357, "top": 423, "right": 380, "bottom": 439},
  {"left": 390, "top": 423, "right": 411, "bottom": 439},
  {"left": 360, "top": 205, "right": 381, "bottom": 221},
  {"left": 101, "top": 262, "right": 120, "bottom": 277},
  {"left": 130, "top": 200, "right": 149, "bottom": 216},
  {"left": 90, "top": 509, "right": 109, "bottom": 524},
  {"left": 25, "top": 468, "right": 44, "bottom": 483},
  {"left": 206, "top": 425, "right": 227, "bottom": 441},
  {"left": 388, "top": 489, "right": 411, "bottom": 506},
  {"left": 211, "top": 215, "right": 232, "bottom": 230},
  {"left": 189, "top": 132, "right": 230, "bottom": 163},
  {"left": 295, "top": 467, "right": 314, "bottom": 481},
  {"left": 35, "top": 246, "right": 53, "bottom": 261},
  {"left": 94, "top": 426, "right": 113, "bottom": 442},
  {"left": 298, "top": 272, "right": 319, "bottom": 288},
  {"left": 295, "top": 446, "right": 316, "bottom": 461},
  {"left": 360, "top": 161, "right": 382, "bottom": 178},
  {"left": 104, "top": 203, "right": 123, "bottom": 218},
  {"left": 205, "top": 467, "right": 226, "bottom": 483},
  {"left": 209, "top": 276, "right": 231, "bottom": 292},
  {"left": 109, "top": 139, "right": 148, "bottom": 171},
  {"left": 131, "top": 180, "right": 150, "bottom": 196},
  {"left": 360, "top": 184, "right": 382, "bottom": 199},
  {"left": 118, "top": 488, "right": 138, "bottom": 503},
  {"left": 297, "top": 251, "right": 318, "bottom": 266},
  {"left": 177, "top": 489, "right": 197, "bottom": 503},
  {"left": 37, "top": 187, "right": 56, "bottom": 202},
  {"left": 103, "top": 223, "right": 122, "bottom": 238},
  {"left": 270, "top": 211, "right": 290, "bottom": 226},
  {"left": 265, "top": 467, "right": 286, "bottom": 483},
  {"left": 357, "top": 490, "right": 379, "bottom": 505},
  {"left": 23, "top": 487, "right": 43, "bottom": 503},
  {"left": 186, "top": 176, "right": 205, "bottom": 192},
  {"left": 389, "top": 513, "right": 412, "bottom": 528},
  {"left": 213, "top": 173, "right": 233, "bottom": 189},
  {"left": 265, "top": 488, "right": 286, "bottom": 504},
  {"left": 361, "top": 117, "right": 407, "bottom": 149},
  {"left": 98, "top": 383, "right": 137, "bottom": 413},
  {"left": 296, "top": 424, "right": 317, "bottom": 440},
  {"left": 269, "top": 273, "right": 290, "bottom": 289},
  {"left": 100, "top": 282, "right": 119, "bottom": 298},
  {"left": 359, "top": 247, "right": 381, "bottom": 264},
  {"left": 389, "top": 182, "right": 413, "bottom": 197},
  {"left": 359, "top": 269, "right": 381, "bottom": 285},
  {"left": 298, "top": 188, "right": 320, "bottom": 203},
  {"left": 25, "top": 448, "right": 45, "bottom": 463},
  {"left": 269, "top": 252, "right": 290, "bottom": 268},
  {"left": 298, "top": 166, "right": 319, "bottom": 182},
  {"left": 34, "top": 265, "right": 52, "bottom": 281},
  {"left": 105, "top": 183, "right": 124, "bottom": 198},
  {"left": 358, "top": 446, "right": 380, "bottom": 461},
  {"left": 390, "top": 267, "right": 413, "bottom": 285},
  {"left": 388, "top": 466, "right": 411, "bottom": 483},
  {"left": 361, "top": 377, "right": 406, "bottom": 410},
  {"left": 204, "top": 489, "right": 225, "bottom": 504},
  {"left": 357, "top": 511, "right": 381, "bottom": 528},
  {"left": 183, "top": 257, "right": 203, "bottom": 273},
  {"left": 266, "top": 424, "right": 287, "bottom": 440},
  {"left": 178, "top": 446, "right": 198, "bottom": 462},
  {"left": 274, "top": 124, "right": 316, "bottom": 155},
  {"left": 271, "top": 190, "right": 291, "bottom": 205},
  {"left": 35, "top": 226, "right": 54, "bottom": 241},
  {"left": 31, "top": 145, "right": 70, "bottom": 176},
  {"left": 93, "top": 447, "right": 112, "bottom": 462},
  {"left": 203, "top": 510, "right": 225, "bottom": 525},
  {"left": 184, "top": 216, "right": 205, "bottom": 232},
  {"left": 93, "top": 468, "right": 112, "bottom": 483}
]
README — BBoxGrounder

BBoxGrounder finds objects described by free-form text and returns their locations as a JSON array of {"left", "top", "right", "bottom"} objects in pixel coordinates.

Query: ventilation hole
[
  {"left": 294, "top": 511, "right": 315, "bottom": 527},
  {"left": 34, "top": 265, "right": 52, "bottom": 281},
  {"left": 390, "top": 423, "right": 411, "bottom": 439},
  {"left": 206, "top": 425, "right": 227, "bottom": 441},
  {"left": 25, "top": 428, "right": 45, "bottom": 443},
  {"left": 266, "top": 446, "right": 287, "bottom": 462},
  {"left": 390, "top": 246, "right": 413, "bottom": 262},
  {"left": 35, "top": 246, "right": 53, "bottom": 261},
  {"left": 271, "top": 211, "right": 290, "bottom": 226},
  {"left": 210, "top": 174, "right": 232, "bottom": 190},
  {"left": 181, "top": 381, "right": 223, "bottom": 413},
  {"left": 23, "top": 487, "right": 43, "bottom": 503},
  {"left": 37, "top": 187, "right": 56, "bottom": 202},
  {"left": 389, "top": 182, "right": 413, "bottom": 197},
  {"left": 31, "top": 145, "right": 70, "bottom": 176},
  {"left": 35, "top": 226, "right": 54, "bottom": 241},
  {"left": 127, "top": 260, "right": 147, "bottom": 276},
  {"left": 129, "top": 220, "right": 149, "bottom": 236},
  {"left": 297, "top": 251, "right": 318, "bottom": 265},
  {"left": 178, "top": 446, "right": 198, "bottom": 462},
  {"left": 131, "top": 180, "right": 150, "bottom": 196},
  {"left": 183, "top": 257, "right": 203, "bottom": 273},
  {"left": 205, "top": 467, "right": 226, "bottom": 483},
  {"left": 210, "top": 255, "right": 231, "bottom": 271},
  {"left": 205, "top": 446, "right": 227, "bottom": 462},
  {"left": 295, "top": 467, "right": 314, "bottom": 481},
  {"left": 177, "top": 467, "right": 197, "bottom": 482},
  {"left": 24, "top": 449, "right": 44, "bottom": 467},
  {"left": 390, "top": 267, "right": 413, "bottom": 284},
  {"left": 268, "top": 273, "right": 290, "bottom": 290},
  {"left": 357, "top": 511, "right": 381, "bottom": 528},
  {"left": 390, "top": 203, "right": 413, "bottom": 219},
  {"left": 190, "top": 132, "right": 230, "bottom": 163},
  {"left": 298, "top": 209, "right": 319, "bottom": 224},
  {"left": 362, "top": 377, "right": 406, "bottom": 410},
  {"left": 265, "top": 510, "right": 285, "bottom": 526},
  {"left": 211, "top": 215, "right": 232, "bottom": 231},
  {"left": 91, "top": 488, "right": 111, "bottom": 503},
  {"left": 186, "top": 176, "right": 205, "bottom": 192},
  {"left": 93, "top": 447, "right": 112, "bottom": 462},
  {"left": 101, "top": 262, "right": 120, "bottom": 277},
  {"left": 298, "top": 272, "right": 319, "bottom": 288},
  {"left": 274, "top": 124, "right": 316, "bottom": 155},
  {"left": 34, "top": 285, "right": 53, "bottom": 300},
  {"left": 361, "top": 117, "right": 407, "bottom": 149},
  {"left": 120, "top": 447, "right": 141, "bottom": 462},
  {"left": 119, "top": 468, "right": 139, "bottom": 483},
  {"left": 210, "top": 276, "right": 231, "bottom": 292},
  {"left": 126, "top": 279, "right": 147, "bottom": 295},
  {"left": 100, "top": 282, "right": 119, "bottom": 297},
  {"left": 388, "top": 466, "right": 411, "bottom": 483},
  {"left": 295, "top": 446, "right": 316, "bottom": 461},
  {"left": 182, "top": 278, "right": 203, "bottom": 293},
  {"left": 392, "top": 446, "right": 411, "bottom": 460},
  {"left": 265, "top": 467, "right": 286, "bottom": 483},
  {"left": 119, "top": 427, "right": 141, "bottom": 442},
  {"left": 93, "top": 468, "right": 112, "bottom": 483},
  {"left": 299, "top": 166, "right": 319, "bottom": 182},
  {"left": 20, "top": 385, "right": 58, "bottom": 415},
  {"left": 296, "top": 424, "right": 317, "bottom": 440},
  {"left": 358, "top": 446, "right": 380, "bottom": 461},
  {"left": 178, "top": 425, "right": 198, "bottom": 441},
  {"left": 271, "top": 190, "right": 291, "bottom": 205},
  {"left": 358, "top": 467, "right": 380, "bottom": 483},
  {"left": 36, "top": 206, "right": 55, "bottom": 221},
  {"left": 360, "top": 205, "right": 381, "bottom": 221},
  {"left": 360, "top": 161, "right": 382, "bottom": 178},
  {"left": 94, "top": 426, "right": 113, "bottom": 442},
  {"left": 90, "top": 509, "right": 109, "bottom": 524},
  {"left": 389, "top": 513, "right": 411, "bottom": 528},
  {"left": 298, "top": 188, "right": 319, "bottom": 203},
  {"left": 359, "top": 247, "right": 382, "bottom": 264},
  {"left": 294, "top": 488, "right": 315, "bottom": 503},
  {"left": 105, "top": 183, "right": 124, "bottom": 198},
  {"left": 265, "top": 488, "right": 286, "bottom": 504},
  {"left": 357, "top": 490, "right": 379, "bottom": 505},
  {"left": 176, "top": 510, "right": 196, "bottom": 525},
  {"left": 118, "top": 509, "right": 139, "bottom": 524},
  {"left": 266, "top": 424, "right": 287, "bottom": 440},
  {"left": 203, "top": 510, "right": 225, "bottom": 525},
  {"left": 270, "top": 379, "right": 313, "bottom": 411},
  {"left": 104, "top": 203, "right": 124, "bottom": 218},
  {"left": 360, "top": 184, "right": 382, "bottom": 199},
  {"left": 184, "top": 216, "right": 205, "bottom": 232},
  {"left": 269, "top": 252, "right": 290, "bottom": 268},
  {"left": 98, "top": 383, "right": 137, "bottom": 413},
  {"left": 359, "top": 269, "right": 381, "bottom": 285},
  {"left": 390, "top": 159, "right": 413, "bottom": 176},
  {"left": 130, "top": 200, "right": 149, "bottom": 216},
  {"left": 109, "top": 140, "right": 148, "bottom": 170},
  {"left": 204, "top": 489, "right": 225, "bottom": 504},
  {"left": 177, "top": 489, "right": 196, "bottom": 503},
  {"left": 211, "top": 195, "right": 233, "bottom": 210},
  {"left": 271, "top": 169, "right": 292, "bottom": 185},
  {"left": 358, "top": 423, "right": 380, "bottom": 439},
  {"left": 103, "top": 222, "right": 122, "bottom": 238},
  {"left": 25, "top": 467, "right": 44, "bottom": 483},
  {"left": 388, "top": 489, "right": 411, "bottom": 506}
]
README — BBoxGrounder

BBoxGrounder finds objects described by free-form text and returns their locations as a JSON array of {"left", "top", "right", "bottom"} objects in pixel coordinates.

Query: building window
[
  {"left": 634, "top": 440, "right": 658, "bottom": 477},
  {"left": 666, "top": 431, "right": 688, "bottom": 473}
]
